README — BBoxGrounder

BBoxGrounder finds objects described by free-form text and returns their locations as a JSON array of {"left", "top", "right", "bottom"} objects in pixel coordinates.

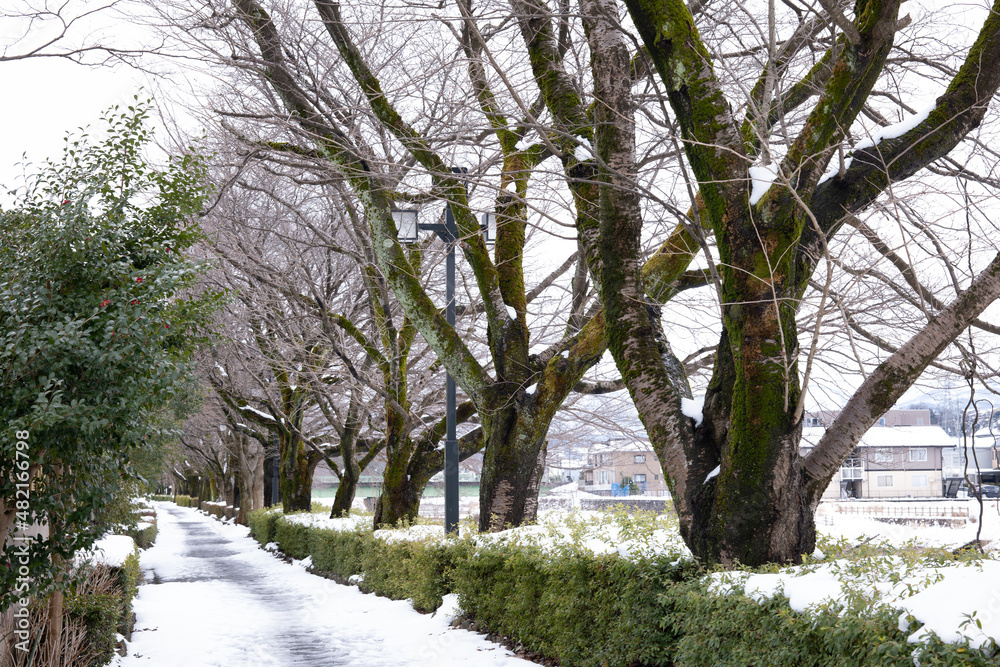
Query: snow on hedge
[{"left": 76, "top": 534, "right": 137, "bottom": 568}]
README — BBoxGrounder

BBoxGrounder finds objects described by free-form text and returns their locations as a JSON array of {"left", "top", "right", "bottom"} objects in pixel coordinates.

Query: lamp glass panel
[
  {"left": 392, "top": 209, "right": 419, "bottom": 243},
  {"left": 480, "top": 212, "right": 497, "bottom": 245}
]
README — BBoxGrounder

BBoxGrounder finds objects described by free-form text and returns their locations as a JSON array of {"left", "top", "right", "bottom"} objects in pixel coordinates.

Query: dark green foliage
[
  {"left": 272, "top": 516, "right": 312, "bottom": 559},
  {"left": 126, "top": 523, "right": 158, "bottom": 550},
  {"left": 663, "top": 584, "right": 910, "bottom": 667},
  {"left": 453, "top": 546, "right": 696, "bottom": 667},
  {"left": 247, "top": 508, "right": 282, "bottom": 545},
  {"left": 0, "top": 100, "right": 219, "bottom": 609},
  {"left": 308, "top": 526, "right": 370, "bottom": 578},
  {"left": 65, "top": 590, "right": 121, "bottom": 665},
  {"left": 359, "top": 537, "right": 468, "bottom": 613}
]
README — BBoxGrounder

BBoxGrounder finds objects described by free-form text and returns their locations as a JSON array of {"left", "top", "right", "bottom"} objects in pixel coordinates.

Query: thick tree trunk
[
  {"left": 479, "top": 400, "right": 547, "bottom": 532},
  {"left": 373, "top": 472, "right": 422, "bottom": 527},
  {"left": 329, "top": 453, "right": 359, "bottom": 519},
  {"left": 681, "top": 421, "right": 817, "bottom": 566},
  {"left": 280, "top": 433, "right": 316, "bottom": 512}
]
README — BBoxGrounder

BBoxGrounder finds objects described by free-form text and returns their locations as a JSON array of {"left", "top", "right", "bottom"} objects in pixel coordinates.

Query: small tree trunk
[{"left": 329, "top": 429, "right": 360, "bottom": 518}]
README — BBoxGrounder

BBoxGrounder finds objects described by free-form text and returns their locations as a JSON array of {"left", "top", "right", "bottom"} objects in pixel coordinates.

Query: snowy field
[{"left": 114, "top": 503, "right": 534, "bottom": 667}]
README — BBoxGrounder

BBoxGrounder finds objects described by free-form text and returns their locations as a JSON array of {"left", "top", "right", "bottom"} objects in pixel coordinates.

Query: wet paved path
[{"left": 121, "top": 503, "right": 529, "bottom": 667}]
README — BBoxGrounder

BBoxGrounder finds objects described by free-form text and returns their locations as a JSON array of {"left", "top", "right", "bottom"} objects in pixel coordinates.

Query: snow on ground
[
  {"left": 116, "top": 503, "right": 535, "bottom": 667},
  {"left": 707, "top": 499, "right": 1000, "bottom": 651},
  {"left": 75, "top": 535, "right": 136, "bottom": 568},
  {"left": 817, "top": 499, "right": 1000, "bottom": 549}
]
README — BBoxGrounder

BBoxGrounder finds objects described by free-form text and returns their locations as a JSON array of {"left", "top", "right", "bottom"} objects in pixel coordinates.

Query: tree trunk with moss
[
  {"left": 579, "top": 0, "right": 1000, "bottom": 565},
  {"left": 279, "top": 430, "right": 318, "bottom": 512}
]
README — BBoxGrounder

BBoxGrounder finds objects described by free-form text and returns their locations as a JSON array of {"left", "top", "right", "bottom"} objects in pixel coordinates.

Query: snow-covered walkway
[{"left": 119, "top": 503, "right": 533, "bottom": 667}]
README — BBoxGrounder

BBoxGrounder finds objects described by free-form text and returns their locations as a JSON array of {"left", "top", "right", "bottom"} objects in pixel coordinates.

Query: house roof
[
  {"left": 588, "top": 439, "right": 655, "bottom": 454},
  {"left": 800, "top": 425, "right": 954, "bottom": 450}
]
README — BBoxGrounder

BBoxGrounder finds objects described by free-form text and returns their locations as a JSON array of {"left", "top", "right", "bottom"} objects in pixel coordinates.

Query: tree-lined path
[{"left": 121, "top": 505, "right": 531, "bottom": 666}]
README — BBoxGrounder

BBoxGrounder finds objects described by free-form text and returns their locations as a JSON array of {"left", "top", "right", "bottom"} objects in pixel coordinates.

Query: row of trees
[
  {"left": 148, "top": 0, "right": 1000, "bottom": 565},
  {"left": 16, "top": 0, "right": 993, "bottom": 567}
]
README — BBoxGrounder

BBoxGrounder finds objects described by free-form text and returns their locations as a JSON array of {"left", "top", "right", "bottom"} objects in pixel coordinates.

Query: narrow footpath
[{"left": 119, "top": 503, "right": 533, "bottom": 667}]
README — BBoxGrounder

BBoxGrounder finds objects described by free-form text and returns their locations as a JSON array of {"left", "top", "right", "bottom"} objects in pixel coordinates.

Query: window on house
[
  {"left": 654, "top": 474, "right": 659, "bottom": 480},
  {"left": 910, "top": 448, "right": 927, "bottom": 462},
  {"left": 911, "top": 474, "right": 928, "bottom": 487},
  {"left": 877, "top": 475, "right": 894, "bottom": 488},
  {"left": 879, "top": 418, "right": 886, "bottom": 426},
  {"left": 917, "top": 417, "right": 924, "bottom": 426},
  {"left": 634, "top": 454, "right": 645, "bottom": 464},
  {"left": 874, "top": 451, "right": 893, "bottom": 463},
  {"left": 634, "top": 474, "right": 646, "bottom": 484}
]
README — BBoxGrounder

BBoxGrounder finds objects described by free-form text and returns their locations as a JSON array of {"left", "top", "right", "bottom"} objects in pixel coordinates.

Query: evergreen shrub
[
  {"left": 247, "top": 508, "right": 282, "bottom": 546},
  {"left": 126, "top": 523, "right": 158, "bottom": 549}
]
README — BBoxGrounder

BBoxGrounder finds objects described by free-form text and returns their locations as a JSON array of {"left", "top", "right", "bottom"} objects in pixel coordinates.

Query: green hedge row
[
  {"left": 125, "top": 522, "right": 158, "bottom": 549},
  {"left": 201, "top": 503, "right": 238, "bottom": 521},
  {"left": 150, "top": 494, "right": 199, "bottom": 507},
  {"left": 249, "top": 510, "right": 455, "bottom": 612},
  {"left": 246, "top": 509, "right": 994, "bottom": 667}
]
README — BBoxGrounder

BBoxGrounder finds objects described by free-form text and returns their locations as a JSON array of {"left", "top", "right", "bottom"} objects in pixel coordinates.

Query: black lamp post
[{"left": 391, "top": 187, "right": 494, "bottom": 535}]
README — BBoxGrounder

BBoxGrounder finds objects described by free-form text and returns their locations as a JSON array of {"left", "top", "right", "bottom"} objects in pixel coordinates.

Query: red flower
[
  {"left": 129, "top": 299, "right": 139, "bottom": 305},
  {"left": 62, "top": 199, "right": 70, "bottom": 205},
  {"left": 136, "top": 277, "right": 143, "bottom": 283},
  {"left": 164, "top": 324, "right": 170, "bottom": 329},
  {"left": 99, "top": 299, "right": 111, "bottom": 308}
]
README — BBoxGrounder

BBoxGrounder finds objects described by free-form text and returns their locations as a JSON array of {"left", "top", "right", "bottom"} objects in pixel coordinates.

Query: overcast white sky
[{"left": 0, "top": 57, "right": 146, "bottom": 195}]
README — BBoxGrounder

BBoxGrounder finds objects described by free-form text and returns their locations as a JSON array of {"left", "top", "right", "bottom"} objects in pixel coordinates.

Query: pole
[
  {"left": 444, "top": 202, "right": 459, "bottom": 535},
  {"left": 272, "top": 432, "right": 280, "bottom": 507}
]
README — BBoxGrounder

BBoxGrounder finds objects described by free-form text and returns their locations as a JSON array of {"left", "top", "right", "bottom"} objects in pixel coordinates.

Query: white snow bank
[
  {"left": 899, "top": 562, "right": 1000, "bottom": 650},
  {"left": 709, "top": 558, "right": 1000, "bottom": 652},
  {"left": 77, "top": 535, "right": 136, "bottom": 568},
  {"left": 434, "top": 593, "right": 463, "bottom": 625},
  {"left": 375, "top": 524, "right": 451, "bottom": 543},
  {"left": 280, "top": 512, "right": 368, "bottom": 532},
  {"left": 124, "top": 503, "right": 534, "bottom": 666}
]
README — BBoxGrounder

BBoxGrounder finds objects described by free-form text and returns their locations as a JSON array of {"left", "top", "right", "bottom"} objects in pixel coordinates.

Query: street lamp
[{"left": 391, "top": 193, "right": 493, "bottom": 535}]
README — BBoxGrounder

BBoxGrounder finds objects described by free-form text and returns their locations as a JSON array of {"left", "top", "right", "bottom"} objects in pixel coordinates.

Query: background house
[
  {"left": 579, "top": 440, "right": 670, "bottom": 497},
  {"left": 802, "top": 409, "right": 954, "bottom": 499}
]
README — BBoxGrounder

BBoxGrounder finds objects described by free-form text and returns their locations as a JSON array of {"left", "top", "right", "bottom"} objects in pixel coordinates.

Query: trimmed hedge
[
  {"left": 150, "top": 494, "right": 199, "bottom": 507},
  {"left": 244, "top": 509, "right": 995, "bottom": 667},
  {"left": 126, "top": 522, "right": 158, "bottom": 549}
]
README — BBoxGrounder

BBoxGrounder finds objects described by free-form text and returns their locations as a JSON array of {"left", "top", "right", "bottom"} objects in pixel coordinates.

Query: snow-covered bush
[{"left": 243, "top": 505, "right": 998, "bottom": 666}]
